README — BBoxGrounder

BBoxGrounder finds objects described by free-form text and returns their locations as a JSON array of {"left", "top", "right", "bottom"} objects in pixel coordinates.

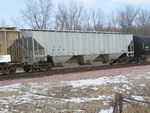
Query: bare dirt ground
[{"left": 0, "top": 66, "right": 150, "bottom": 113}]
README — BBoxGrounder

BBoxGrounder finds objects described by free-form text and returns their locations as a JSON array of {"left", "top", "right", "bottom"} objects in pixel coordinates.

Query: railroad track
[{"left": 0, "top": 62, "right": 150, "bottom": 81}]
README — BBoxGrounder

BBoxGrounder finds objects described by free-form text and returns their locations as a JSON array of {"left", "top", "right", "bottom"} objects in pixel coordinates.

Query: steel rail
[{"left": 0, "top": 62, "right": 150, "bottom": 81}]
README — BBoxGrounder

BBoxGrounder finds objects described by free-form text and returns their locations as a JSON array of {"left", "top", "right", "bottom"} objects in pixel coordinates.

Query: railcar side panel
[{"left": 20, "top": 30, "right": 134, "bottom": 64}]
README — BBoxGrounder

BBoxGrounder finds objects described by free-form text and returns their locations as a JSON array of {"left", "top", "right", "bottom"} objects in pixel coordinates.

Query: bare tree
[
  {"left": 22, "top": 0, "right": 53, "bottom": 29},
  {"left": 136, "top": 9, "right": 150, "bottom": 36},
  {"left": 55, "top": 0, "right": 86, "bottom": 30},
  {"left": 117, "top": 5, "right": 139, "bottom": 33},
  {"left": 11, "top": 17, "right": 25, "bottom": 29},
  {"left": 91, "top": 9, "right": 105, "bottom": 31},
  {"left": 107, "top": 11, "right": 119, "bottom": 32}
]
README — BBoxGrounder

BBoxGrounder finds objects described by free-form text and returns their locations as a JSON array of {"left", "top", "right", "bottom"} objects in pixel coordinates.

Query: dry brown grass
[{"left": 123, "top": 104, "right": 150, "bottom": 113}]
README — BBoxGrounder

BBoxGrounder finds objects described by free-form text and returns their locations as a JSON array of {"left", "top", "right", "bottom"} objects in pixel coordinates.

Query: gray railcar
[{"left": 20, "top": 29, "right": 134, "bottom": 72}]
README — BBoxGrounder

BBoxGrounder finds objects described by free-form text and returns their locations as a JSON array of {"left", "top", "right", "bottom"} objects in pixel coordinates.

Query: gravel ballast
[{"left": 1, "top": 65, "right": 150, "bottom": 86}]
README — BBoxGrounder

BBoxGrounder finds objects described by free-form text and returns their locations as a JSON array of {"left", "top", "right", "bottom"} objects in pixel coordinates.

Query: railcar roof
[
  {"left": 0, "top": 27, "right": 17, "bottom": 31},
  {"left": 20, "top": 29, "right": 131, "bottom": 35},
  {"left": 134, "top": 35, "right": 150, "bottom": 38}
]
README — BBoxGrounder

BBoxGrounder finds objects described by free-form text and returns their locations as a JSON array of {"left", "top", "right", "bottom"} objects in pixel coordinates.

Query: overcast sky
[{"left": 0, "top": 0, "right": 150, "bottom": 26}]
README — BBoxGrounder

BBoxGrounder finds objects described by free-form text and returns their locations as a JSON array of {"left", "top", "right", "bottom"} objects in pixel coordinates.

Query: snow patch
[
  {"left": 64, "top": 95, "right": 111, "bottom": 103},
  {"left": 131, "top": 95, "right": 144, "bottom": 101},
  {"left": 0, "top": 91, "right": 49, "bottom": 105},
  {"left": 91, "top": 87, "right": 99, "bottom": 90},
  {"left": 0, "top": 83, "right": 22, "bottom": 92},
  {"left": 0, "top": 95, "right": 34, "bottom": 105},
  {"left": 62, "top": 75, "right": 128, "bottom": 87},
  {"left": 28, "top": 83, "right": 50, "bottom": 94},
  {"left": 145, "top": 76, "right": 150, "bottom": 79},
  {"left": 139, "top": 84, "right": 146, "bottom": 87},
  {"left": 99, "top": 107, "right": 113, "bottom": 113},
  {"left": 122, "top": 84, "right": 132, "bottom": 90}
]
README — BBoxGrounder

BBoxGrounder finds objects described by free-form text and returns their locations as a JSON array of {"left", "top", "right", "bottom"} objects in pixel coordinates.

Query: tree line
[{"left": 1, "top": 0, "right": 150, "bottom": 36}]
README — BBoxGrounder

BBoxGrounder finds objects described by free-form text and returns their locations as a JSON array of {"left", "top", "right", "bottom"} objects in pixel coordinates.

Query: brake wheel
[{"left": 9, "top": 66, "right": 16, "bottom": 74}]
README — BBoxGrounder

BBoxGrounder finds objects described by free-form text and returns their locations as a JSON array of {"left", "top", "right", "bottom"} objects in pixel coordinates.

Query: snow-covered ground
[
  {"left": 61, "top": 75, "right": 128, "bottom": 87},
  {"left": 0, "top": 69, "right": 150, "bottom": 113}
]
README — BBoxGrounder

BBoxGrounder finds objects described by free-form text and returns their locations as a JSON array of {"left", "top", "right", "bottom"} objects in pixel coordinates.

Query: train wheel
[
  {"left": 39, "top": 63, "right": 48, "bottom": 72},
  {"left": 23, "top": 65, "right": 32, "bottom": 73},
  {"left": 2, "top": 64, "right": 9, "bottom": 75},
  {"left": 39, "top": 62, "right": 52, "bottom": 72},
  {"left": 2, "top": 69, "right": 9, "bottom": 75},
  {"left": 9, "top": 66, "right": 16, "bottom": 74}
]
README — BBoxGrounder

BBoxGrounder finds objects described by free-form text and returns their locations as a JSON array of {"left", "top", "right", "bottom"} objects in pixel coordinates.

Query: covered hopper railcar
[
  {"left": 0, "top": 28, "right": 27, "bottom": 74},
  {"left": 20, "top": 29, "right": 134, "bottom": 72},
  {"left": 0, "top": 28, "right": 135, "bottom": 74}
]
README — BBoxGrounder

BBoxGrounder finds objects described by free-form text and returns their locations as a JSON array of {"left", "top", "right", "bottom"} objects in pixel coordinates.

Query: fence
[{"left": 113, "top": 93, "right": 150, "bottom": 113}]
